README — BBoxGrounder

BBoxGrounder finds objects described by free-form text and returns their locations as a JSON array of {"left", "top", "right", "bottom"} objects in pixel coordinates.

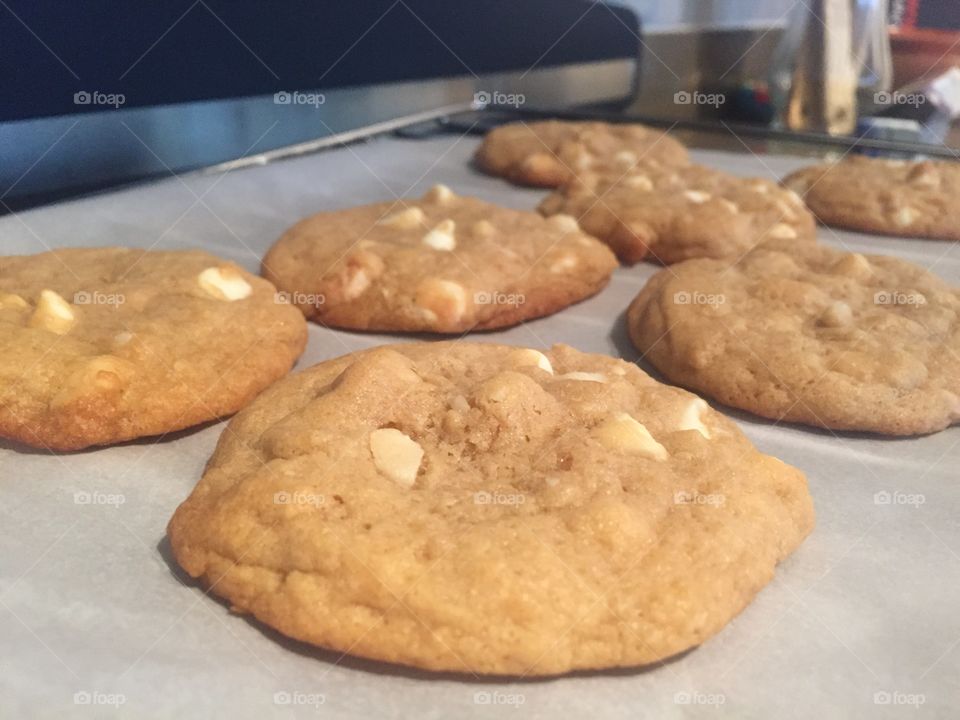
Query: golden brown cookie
[
  {"left": 168, "top": 342, "right": 814, "bottom": 675},
  {"left": 474, "top": 120, "right": 689, "bottom": 188},
  {"left": 783, "top": 156, "right": 960, "bottom": 240},
  {"left": 539, "top": 163, "right": 817, "bottom": 264},
  {"left": 627, "top": 239, "right": 960, "bottom": 435},
  {"left": 262, "top": 185, "right": 617, "bottom": 333},
  {"left": 0, "top": 248, "right": 307, "bottom": 450}
]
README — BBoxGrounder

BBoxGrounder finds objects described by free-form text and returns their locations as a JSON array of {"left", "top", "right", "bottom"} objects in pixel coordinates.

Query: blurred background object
[{"left": 767, "top": 0, "right": 891, "bottom": 135}]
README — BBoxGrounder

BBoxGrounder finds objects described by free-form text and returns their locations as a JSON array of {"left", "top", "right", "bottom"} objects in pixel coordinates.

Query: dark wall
[{"left": 2, "top": 0, "right": 640, "bottom": 121}]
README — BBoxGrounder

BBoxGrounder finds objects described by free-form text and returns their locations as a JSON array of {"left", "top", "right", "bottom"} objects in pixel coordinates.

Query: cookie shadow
[
  {"left": 0, "top": 418, "right": 223, "bottom": 457},
  {"left": 609, "top": 306, "right": 660, "bottom": 380},
  {"left": 157, "top": 535, "right": 692, "bottom": 683}
]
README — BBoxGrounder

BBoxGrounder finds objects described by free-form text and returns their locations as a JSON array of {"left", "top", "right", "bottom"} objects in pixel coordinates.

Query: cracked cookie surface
[
  {"left": 539, "top": 163, "right": 816, "bottom": 264},
  {"left": 474, "top": 120, "right": 689, "bottom": 188},
  {"left": 783, "top": 156, "right": 960, "bottom": 240},
  {"left": 263, "top": 185, "right": 617, "bottom": 333},
  {"left": 168, "top": 342, "right": 813, "bottom": 675},
  {"left": 0, "top": 248, "right": 307, "bottom": 450},
  {"left": 627, "top": 239, "right": 960, "bottom": 435}
]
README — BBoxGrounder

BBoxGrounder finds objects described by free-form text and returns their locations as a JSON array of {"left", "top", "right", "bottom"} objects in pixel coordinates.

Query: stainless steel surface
[
  {"left": 199, "top": 102, "right": 476, "bottom": 176},
  {"left": 0, "top": 60, "right": 636, "bottom": 208}
]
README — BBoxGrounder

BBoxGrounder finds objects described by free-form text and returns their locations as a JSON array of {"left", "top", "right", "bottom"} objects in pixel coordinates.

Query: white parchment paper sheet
[{"left": 1, "top": 133, "right": 958, "bottom": 719}]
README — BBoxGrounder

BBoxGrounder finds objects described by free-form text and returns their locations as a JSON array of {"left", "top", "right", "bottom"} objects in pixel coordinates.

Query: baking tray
[{"left": 1, "top": 121, "right": 958, "bottom": 719}]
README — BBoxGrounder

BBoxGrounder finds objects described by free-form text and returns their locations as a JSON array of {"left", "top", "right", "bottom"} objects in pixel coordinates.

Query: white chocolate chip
[
  {"left": 614, "top": 150, "right": 638, "bottom": 167},
  {"left": 472, "top": 220, "right": 496, "bottom": 238},
  {"left": 559, "top": 371, "right": 606, "bottom": 383},
  {"left": 676, "top": 398, "right": 711, "bottom": 438},
  {"left": 592, "top": 413, "right": 668, "bottom": 460},
  {"left": 343, "top": 268, "right": 371, "bottom": 300},
  {"left": 508, "top": 348, "right": 553, "bottom": 374},
  {"left": 830, "top": 252, "right": 872, "bottom": 278},
  {"left": 785, "top": 189, "right": 805, "bottom": 207},
  {"left": 768, "top": 223, "right": 797, "bottom": 239},
  {"left": 85, "top": 355, "right": 132, "bottom": 391},
  {"left": 424, "top": 184, "right": 455, "bottom": 203},
  {"left": 414, "top": 279, "right": 468, "bottom": 325},
  {"left": 378, "top": 206, "right": 425, "bottom": 230},
  {"left": 369, "top": 428, "right": 423, "bottom": 487},
  {"left": 626, "top": 174, "right": 654, "bottom": 191},
  {"left": 449, "top": 394, "right": 470, "bottom": 413},
  {"left": 719, "top": 199, "right": 739, "bottom": 214},
  {"left": 895, "top": 206, "right": 918, "bottom": 227},
  {"left": 549, "top": 255, "right": 578, "bottom": 273},
  {"left": 751, "top": 182, "right": 770, "bottom": 194},
  {"left": 0, "top": 293, "right": 28, "bottom": 309},
  {"left": 819, "top": 300, "right": 853, "bottom": 328},
  {"left": 546, "top": 214, "right": 580, "bottom": 233},
  {"left": 422, "top": 219, "right": 456, "bottom": 251},
  {"left": 198, "top": 267, "right": 252, "bottom": 301},
  {"left": 685, "top": 190, "right": 711, "bottom": 204},
  {"left": 29, "top": 289, "right": 75, "bottom": 335},
  {"left": 113, "top": 331, "right": 134, "bottom": 347}
]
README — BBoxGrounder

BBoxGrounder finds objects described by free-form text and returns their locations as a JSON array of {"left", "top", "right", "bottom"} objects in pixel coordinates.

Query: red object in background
[
  {"left": 890, "top": 28, "right": 960, "bottom": 86},
  {"left": 900, "top": 0, "right": 920, "bottom": 28},
  {"left": 889, "top": 0, "right": 960, "bottom": 88}
]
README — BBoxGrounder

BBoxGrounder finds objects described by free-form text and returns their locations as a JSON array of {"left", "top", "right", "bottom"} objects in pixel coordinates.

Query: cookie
[
  {"left": 0, "top": 248, "right": 307, "bottom": 450},
  {"left": 168, "top": 342, "right": 814, "bottom": 675},
  {"left": 539, "top": 163, "right": 817, "bottom": 264},
  {"left": 262, "top": 185, "right": 618, "bottom": 333},
  {"left": 474, "top": 120, "right": 689, "bottom": 188},
  {"left": 627, "top": 239, "right": 960, "bottom": 435},
  {"left": 783, "top": 156, "right": 960, "bottom": 240}
]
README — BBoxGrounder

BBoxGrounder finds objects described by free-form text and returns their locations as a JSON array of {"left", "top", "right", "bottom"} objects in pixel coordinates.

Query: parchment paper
[{"left": 1, "top": 132, "right": 958, "bottom": 719}]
